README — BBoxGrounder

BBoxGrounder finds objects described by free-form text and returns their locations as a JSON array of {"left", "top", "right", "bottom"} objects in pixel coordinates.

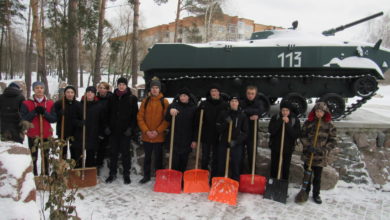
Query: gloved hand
[
  {"left": 104, "top": 127, "right": 111, "bottom": 136},
  {"left": 228, "top": 140, "right": 237, "bottom": 148},
  {"left": 35, "top": 106, "right": 46, "bottom": 115},
  {"left": 225, "top": 116, "right": 232, "bottom": 124},
  {"left": 124, "top": 127, "right": 132, "bottom": 137}
]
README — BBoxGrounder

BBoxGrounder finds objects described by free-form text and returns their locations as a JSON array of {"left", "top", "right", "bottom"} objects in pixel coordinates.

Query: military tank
[{"left": 140, "top": 12, "right": 390, "bottom": 120}]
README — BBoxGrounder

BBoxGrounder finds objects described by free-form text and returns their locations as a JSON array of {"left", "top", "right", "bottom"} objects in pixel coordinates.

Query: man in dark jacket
[
  {"left": 240, "top": 85, "right": 266, "bottom": 173},
  {"left": 73, "top": 86, "right": 105, "bottom": 168},
  {"left": 53, "top": 85, "right": 81, "bottom": 160},
  {"left": 105, "top": 77, "right": 138, "bottom": 184},
  {"left": 197, "top": 84, "right": 228, "bottom": 179},
  {"left": 268, "top": 100, "right": 300, "bottom": 181},
  {"left": 96, "top": 82, "right": 113, "bottom": 171},
  {"left": 165, "top": 88, "right": 197, "bottom": 172},
  {"left": 0, "top": 82, "right": 25, "bottom": 143},
  {"left": 216, "top": 96, "right": 248, "bottom": 181}
]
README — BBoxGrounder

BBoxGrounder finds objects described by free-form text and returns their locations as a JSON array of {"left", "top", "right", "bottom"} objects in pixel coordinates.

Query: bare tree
[
  {"left": 25, "top": 3, "right": 32, "bottom": 97},
  {"left": 92, "top": 0, "right": 107, "bottom": 86},
  {"left": 130, "top": 0, "right": 139, "bottom": 87},
  {"left": 67, "top": 0, "right": 78, "bottom": 93}
]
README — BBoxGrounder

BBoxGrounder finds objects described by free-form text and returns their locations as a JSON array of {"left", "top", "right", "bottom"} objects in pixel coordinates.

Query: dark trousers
[
  {"left": 142, "top": 142, "right": 163, "bottom": 178},
  {"left": 201, "top": 143, "right": 218, "bottom": 178},
  {"left": 96, "top": 136, "right": 109, "bottom": 167},
  {"left": 242, "top": 138, "right": 255, "bottom": 174},
  {"left": 108, "top": 133, "right": 131, "bottom": 177},
  {"left": 172, "top": 151, "right": 190, "bottom": 173},
  {"left": 217, "top": 145, "right": 243, "bottom": 182},
  {"left": 28, "top": 137, "right": 49, "bottom": 176},
  {"left": 304, "top": 164, "right": 323, "bottom": 197},
  {"left": 270, "top": 150, "right": 293, "bottom": 180},
  {"left": 86, "top": 149, "right": 96, "bottom": 167}
]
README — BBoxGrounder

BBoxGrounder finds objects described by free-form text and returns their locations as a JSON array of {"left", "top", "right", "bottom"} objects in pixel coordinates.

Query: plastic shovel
[
  {"left": 68, "top": 94, "right": 97, "bottom": 188},
  {"left": 154, "top": 115, "right": 183, "bottom": 193},
  {"left": 183, "top": 109, "right": 210, "bottom": 193},
  {"left": 239, "top": 119, "right": 267, "bottom": 194},
  {"left": 264, "top": 122, "right": 289, "bottom": 203},
  {"left": 208, "top": 121, "right": 239, "bottom": 206}
]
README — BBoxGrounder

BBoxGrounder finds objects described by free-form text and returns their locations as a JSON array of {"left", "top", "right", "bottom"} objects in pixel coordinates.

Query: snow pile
[
  {"left": 0, "top": 141, "right": 40, "bottom": 220},
  {"left": 324, "top": 56, "right": 383, "bottom": 76}
]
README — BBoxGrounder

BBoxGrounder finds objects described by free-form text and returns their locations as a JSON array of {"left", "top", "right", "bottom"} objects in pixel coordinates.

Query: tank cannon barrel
[{"left": 322, "top": 12, "right": 383, "bottom": 36}]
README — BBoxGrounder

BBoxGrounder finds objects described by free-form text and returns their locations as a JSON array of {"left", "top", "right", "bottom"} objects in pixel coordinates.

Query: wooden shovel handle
[
  {"left": 251, "top": 119, "right": 257, "bottom": 183},
  {"left": 39, "top": 115, "right": 45, "bottom": 176},
  {"left": 168, "top": 115, "right": 176, "bottom": 170},
  {"left": 308, "top": 119, "right": 322, "bottom": 171},
  {"left": 277, "top": 122, "right": 285, "bottom": 180},
  {"left": 195, "top": 109, "right": 204, "bottom": 169},
  {"left": 225, "top": 121, "right": 233, "bottom": 178}
]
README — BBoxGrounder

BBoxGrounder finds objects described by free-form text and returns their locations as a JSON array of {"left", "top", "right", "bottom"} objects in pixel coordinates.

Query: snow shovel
[
  {"left": 295, "top": 119, "right": 322, "bottom": 203},
  {"left": 208, "top": 121, "right": 239, "bottom": 206},
  {"left": 239, "top": 119, "right": 266, "bottom": 194},
  {"left": 264, "top": 122, "right": 288, "bottom": 203},
  {"left": 183, "top": 109, "right": 210, "bottom": 193},
  {"left": 154, "top": 115, "right": 183, "bottom": 193},
  {"left": 68, "top": 95, "right": 97, "bottom": 189},
  {"left": 35, "top": 115, "right": 49, "bottom": 190}
]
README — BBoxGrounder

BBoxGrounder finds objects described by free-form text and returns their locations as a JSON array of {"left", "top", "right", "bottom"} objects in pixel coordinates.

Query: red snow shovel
[
  {"left": 239, "top": 119, "right": 266, "bottom": 194},
  {"left": 154, "top": 115, "right": 183, "bottom": 194},
  {"left": 264, "top": 122, "right": 289, "bottom": 203},
  {"left": 183, "top": 109, "right": 210, "bottom": 193},
  {"left": 68, "top": 94, "right": 97, "bottom": 188},
  {"left": 208, "top": 121, "right": 239, "bottom": 206}
]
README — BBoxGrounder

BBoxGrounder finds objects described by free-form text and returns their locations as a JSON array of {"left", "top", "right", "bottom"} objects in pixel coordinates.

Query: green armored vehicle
[{"left": 141, "top": 12, "right": 390, "bottom": 119}]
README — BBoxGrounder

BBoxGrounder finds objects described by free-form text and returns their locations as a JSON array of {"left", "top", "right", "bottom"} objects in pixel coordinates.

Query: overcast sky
[{"left": 107, "top": 0, "right": 390, "bottom": 41}]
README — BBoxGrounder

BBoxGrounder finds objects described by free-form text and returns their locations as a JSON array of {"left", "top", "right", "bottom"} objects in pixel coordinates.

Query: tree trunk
[
  {"left": 67, "top": 0, "right": 79, "bottom": 95},
  {"left": 39, "top": 0, "right": 49, "bottom": 96},
  {"left": 0, "top": 27, "right": 4, "bottom": 80},
  {"left": 93, "top": 0, "right": 107, "bottom": 86},
  {"left": 25, "top": 4, "right": 33, "bottom": 98},
  {"left": 173, "top": 0, "right": 182, "bottom": 43},
  {"left": 78, "top": 28, "right": 83, "bottom": 88},
  {"left": 131, "top": 0, "right": 140, "bottom": 88}
]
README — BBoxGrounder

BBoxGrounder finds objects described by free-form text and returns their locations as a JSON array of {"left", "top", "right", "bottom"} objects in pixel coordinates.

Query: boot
[
  {"left": 139, "top": 177, "right": 150, "bottom": 184},
  {"left": 105, "top": 175, "right": 117, "bottom": 183},
  {"left": 313, "top": 195, "right": 322, "bottom": 204},
  {"left": 124, "top": 176, "right": 131, "bottom": 184}
]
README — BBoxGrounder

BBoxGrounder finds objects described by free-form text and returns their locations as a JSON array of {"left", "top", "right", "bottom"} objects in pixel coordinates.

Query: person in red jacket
[{"left": 20, "top": 81, "right": 57, "bottom": 176}]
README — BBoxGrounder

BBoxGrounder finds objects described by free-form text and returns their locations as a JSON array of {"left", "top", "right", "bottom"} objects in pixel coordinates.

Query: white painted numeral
[{"left": 277, "top": 51, "right": 302, "bottom": 67}]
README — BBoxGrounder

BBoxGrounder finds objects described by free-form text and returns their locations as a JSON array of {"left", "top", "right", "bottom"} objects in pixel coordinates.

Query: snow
[{"left": 323, "top": 56, "right": 384, "bottom": 77}]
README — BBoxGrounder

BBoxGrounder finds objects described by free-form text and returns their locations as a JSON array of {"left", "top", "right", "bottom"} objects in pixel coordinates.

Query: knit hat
[
  {"left": 280, "top": 100, "right": 293, "bottom": 111},
  {"left": 86, "top": 86, "right": 97, "bottom": 94},
  {"left": 32, "top": 81, "right": 45, "bottom": 89},
  {"left": 209, "top": 83, "right": 221, "bottom": 92},
  {"left": 313, "top": 101, "right": 329, "bottom": 113},
  {"left": 64, "top": 85, "right": 76, "bottom": 94},
  {"left": 178, "top": 87, "right": 191, "bottom": 96},
  {"left": 117, "top": 77, "right": 128, "bottom": 86},
  {"left": 8, "top": 82, "right": 20, "bottom": 90},
  {"left": 229, "top": 94, "right": 240, "bottom": 101},
  {"left": 150, "top": 77, "right": 161, "bottom": 89}
]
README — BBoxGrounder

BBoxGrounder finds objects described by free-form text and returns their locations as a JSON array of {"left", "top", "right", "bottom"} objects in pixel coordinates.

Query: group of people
[{"left": 0, "top": 77, "right": 336, "bottom": 204}]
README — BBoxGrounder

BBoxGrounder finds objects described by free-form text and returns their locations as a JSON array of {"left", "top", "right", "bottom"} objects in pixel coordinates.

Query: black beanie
[
  {"left": 209, "top": 83, "right": 221, "bottom": 92},
  {"left": 178, "top": 87, "right": 191, "bottom": 96},
  {"left": 280, "top": 100, "right": 293, "bottom": 111},
  {"left": 86, "top": 86, "right": 97, "bottom": 94},
  {"left": 64, "top": 85, "right": 76, "bottom": 94},
  {"left": 117, "top": 77, "right": 128, "bottom": 86}
]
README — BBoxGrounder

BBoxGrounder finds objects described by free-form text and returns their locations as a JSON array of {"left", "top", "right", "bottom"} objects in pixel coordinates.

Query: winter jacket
[
  {"left": 0, "top": 87, "right": 25, "bottom": 142},
  {"left": 20, "top": 96, "right": 56, "bottom": 139},
  {"left": 54, "top": 98, "right": 81, "bottom": 139},
  {"left": 165, "top": 99, "right": 197, "bottom": 154},
  {"left": 74, "top": 97, "right": 105, "bottom": 151},
  {"left": 240, "top": 97, "right": 266, "bottom": 139},
  {"left": 216, "top": 109, "right": 248, "bottom": 148},
  {"left": 107, "top": 88, "right": 138, "bottom": 135},
  {"left": 268, "top": 112, "right": 301, "bottom": 155},
  {"left": 300, "top": 110, "right": 337, "bottom": 167},
  {"left": 197, "top": 96, "right": 229, "bottom": 145},
  {"left": 137, "top": 93, "right": 169, "bottom": 143}
]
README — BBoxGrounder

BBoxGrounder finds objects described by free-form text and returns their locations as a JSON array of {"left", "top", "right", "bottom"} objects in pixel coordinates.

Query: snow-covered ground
[{"left": 2, "top": 72, "right": 390, "bottom": 219}]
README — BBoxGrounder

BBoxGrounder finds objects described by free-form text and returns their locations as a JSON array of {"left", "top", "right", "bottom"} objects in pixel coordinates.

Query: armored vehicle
[{"left": 141, "top": 12, "right": 390, "bottom": 119}]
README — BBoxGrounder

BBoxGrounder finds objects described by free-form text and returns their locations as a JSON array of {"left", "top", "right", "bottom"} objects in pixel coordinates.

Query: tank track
[{"left": 155, "top": 72, "right": 377, "bottom": 121}]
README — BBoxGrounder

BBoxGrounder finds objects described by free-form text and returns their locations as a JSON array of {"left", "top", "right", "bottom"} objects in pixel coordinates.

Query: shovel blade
[
  {"left": 264, "top": 178, "right": 289, "bottom": 204},
  {"left": 239, "top": 174, "right": 267, "bottom": 195},
  {"left": 34, "top": 176, "right": 50, "bottom": 191},
  {"left": 154, "top": 169, "right": 183, "bottom": 194},
  {"left": 208, "top": 177, "right": 239, "bottom": 206},
  {"left": 183, "top": 169, "right": 210, "bottom": 193},
  {"left": 67, "top": 167, "right": 97, "bottom": 189}
]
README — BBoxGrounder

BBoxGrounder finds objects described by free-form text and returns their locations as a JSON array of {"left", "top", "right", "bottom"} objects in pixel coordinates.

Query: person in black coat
[
  {"left": 216, "top": 96, "right": 248, "bottom": 181},
  {"left": 239, "top": 85, "right": 266, "bottom": 173},
  {"left": 268, "top": 100, "right": 301, "bottom": 180},
  {"left": 197, "top": 84, "right": 229, "bottom": 179},
  {"left": 53, "top": 85, "right": 81, "bottom": 160},
  {"left": 165, "top": 88, "right": 197, "bottom": 172},
  {"left": 74, "top": 86, "right": 105, "bottom": 168},
  {"left": 0, "top": 82, "right": 25, "bottom": 143},
  {"left": 96, "top": 82, "right": 113, "bottom": 170},
  {"left": 105, "top": 77, "right": 138, "bottom": 185}
]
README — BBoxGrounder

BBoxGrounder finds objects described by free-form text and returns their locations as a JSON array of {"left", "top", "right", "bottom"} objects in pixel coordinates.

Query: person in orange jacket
[{"left": 137, "top": 77, "right": 169, "bottom": 184}]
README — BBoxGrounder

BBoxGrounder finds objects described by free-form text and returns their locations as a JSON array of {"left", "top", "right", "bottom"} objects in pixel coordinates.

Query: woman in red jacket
[{"left": 20, "top": 81, "right": 57, "bottom": 176}]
